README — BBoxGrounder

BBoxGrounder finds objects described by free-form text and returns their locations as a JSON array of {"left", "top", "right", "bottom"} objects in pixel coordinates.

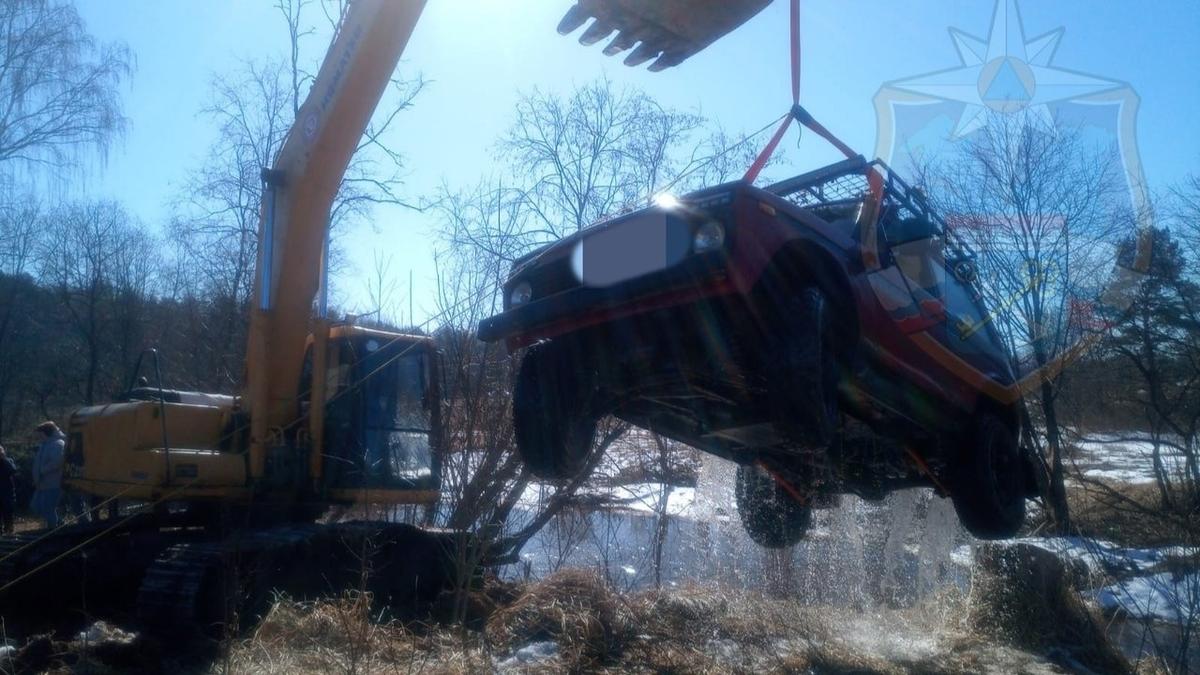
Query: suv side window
[{"left": 879, "top": 201, "right": 946, "bottom": 315}]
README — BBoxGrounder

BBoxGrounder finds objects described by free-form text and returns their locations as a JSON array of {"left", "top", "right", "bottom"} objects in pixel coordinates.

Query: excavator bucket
[{"left": 558, "top": 0, "right": 772, "bottom": 71}]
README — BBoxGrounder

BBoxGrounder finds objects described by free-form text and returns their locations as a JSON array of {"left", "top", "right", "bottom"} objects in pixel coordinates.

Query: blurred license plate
[{"left": 578, "top": 213, "right": 687, "bottom": 286}]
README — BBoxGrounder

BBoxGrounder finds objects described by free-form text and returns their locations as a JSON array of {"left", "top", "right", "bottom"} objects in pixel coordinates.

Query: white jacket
[{"left": 32, "top": 431, "right": 65, "bottom": 491}]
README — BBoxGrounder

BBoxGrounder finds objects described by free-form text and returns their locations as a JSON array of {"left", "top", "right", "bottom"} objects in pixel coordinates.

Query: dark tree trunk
[{"left": 1038, "top": 378, "right": 1071, "bottom": 534}]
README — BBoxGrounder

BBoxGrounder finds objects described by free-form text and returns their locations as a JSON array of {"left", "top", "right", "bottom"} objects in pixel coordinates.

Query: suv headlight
[
  {"left": 693, "top": 220, "right": 725, "bottom": 253},
  {"left": 509, "top": 281, "right": 533, "bottom": 307}
]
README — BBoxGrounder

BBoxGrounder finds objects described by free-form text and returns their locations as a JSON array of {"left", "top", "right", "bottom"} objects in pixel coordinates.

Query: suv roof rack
[{"left": 765, "top": 157, "right": 976, "bottom": 265}]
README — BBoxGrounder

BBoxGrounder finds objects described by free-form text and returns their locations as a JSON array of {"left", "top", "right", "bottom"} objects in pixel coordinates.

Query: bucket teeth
[
  {"left": 556, "top": 0, "right": 772, "bottom": 71},
  {"left": 578, "top": 19, "right": 616, "bottom": 46},
  {"left": 556, "top": 4, "right": 589, "bottom": 35},
  {"left": 648, "top": 50, "right": 689, "bottom": 72},
  {"left": 623, "top": 41, "right": 661, "bottom": 67},
  {"left": 603, "top": 29, "right": 642, "bottom": 56}
]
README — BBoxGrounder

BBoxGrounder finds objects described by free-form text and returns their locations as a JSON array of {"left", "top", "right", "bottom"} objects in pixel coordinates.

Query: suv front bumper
[{"left": 478, "top": 263, "right": 734, "bottom": 350}]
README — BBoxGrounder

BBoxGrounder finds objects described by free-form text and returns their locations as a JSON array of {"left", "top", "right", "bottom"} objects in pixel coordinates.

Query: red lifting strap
[
  {"left": 742, "top": 115, "right": 791, "bottom": 184},
  {"left": 743, "top": 0, "right": 862, "bottom": 184}
]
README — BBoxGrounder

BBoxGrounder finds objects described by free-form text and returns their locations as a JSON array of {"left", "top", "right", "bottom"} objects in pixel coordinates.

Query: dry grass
[
  {"left": 968, "top": 543, "right": 1132, "bottom": 675},
  {"left": 220, "top": 592, "right": 490, "bottom": 674},
  {"left": 211, "top": 566, "right": 1140, "bottom": 675},
  {"left": 619, "top": 591, "right": 908, "bottom": 674},
  {"left": 484, "top": 570, "right": 632, "bottom": 667},
  {"left": 12, "top": 515, "right": 43, "bottom": 533},
  {"left": 1067, "top": 481, "right": 1196, "bottom": 549}
]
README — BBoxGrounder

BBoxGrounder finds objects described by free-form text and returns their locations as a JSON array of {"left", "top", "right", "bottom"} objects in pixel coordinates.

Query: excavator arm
[{"left": 245, "top": 0, "right": 428, "bottom": 478}]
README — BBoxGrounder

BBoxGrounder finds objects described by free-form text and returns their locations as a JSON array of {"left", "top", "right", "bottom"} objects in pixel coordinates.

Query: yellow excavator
[{"left": 0, "top": 0, "right": 772, "bottom": 631}]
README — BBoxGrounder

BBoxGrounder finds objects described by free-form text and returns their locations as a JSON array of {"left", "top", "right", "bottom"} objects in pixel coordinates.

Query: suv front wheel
[
  {"left": 513, "top": 340, "right": 598, "bottom": 480},
  {"left": 765, "top": 285, "right": 839, "bottom": 448},
  {"left": 950, "top": 414, "right": 1026, "bottom": 539},
  {"left": 735, "top": 463, "right": 813, "bottom": 548}
]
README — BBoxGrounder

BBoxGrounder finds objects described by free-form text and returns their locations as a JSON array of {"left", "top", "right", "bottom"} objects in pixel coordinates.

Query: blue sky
[{"left": 72, "top": 0, "right": 1200, "bottom": 324}]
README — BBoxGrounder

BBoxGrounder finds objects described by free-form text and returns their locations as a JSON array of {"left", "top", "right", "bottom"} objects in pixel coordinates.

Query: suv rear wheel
[
  {"left": 765, "top": 285, "right": 839, "bottom": 448},
  {"left": 735, "top": 463, "right": 812, "bottom": 548},
  {"left": 513, "top": 340, "right": 598, "bottom": 480},
  {"left": 950, "top": 414, "right": 1026, "bottom": 539}
]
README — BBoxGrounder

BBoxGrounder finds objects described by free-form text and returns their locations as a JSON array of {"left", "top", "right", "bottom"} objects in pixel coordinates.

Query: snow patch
[
  {"left": 1015, "top": 537, "right": 1191, "bottom": 577},
  {"left": 1092, "top": 572, "right": 1200, "bottom": 624},
  {"left": 494, "top": 641, "right": 559, "bottom": 671},
  {"left": 518, "top": 480, "right": 697, "bottom": 517},
  {"left": 1069, "top": 433, "right": 1191, "bottom": 486},
  {"left": 580, "top": 483, "right": 696, "bottom": 517},
  {"left": 952, "top": 537, "right": 1191, "bottom": 577}
]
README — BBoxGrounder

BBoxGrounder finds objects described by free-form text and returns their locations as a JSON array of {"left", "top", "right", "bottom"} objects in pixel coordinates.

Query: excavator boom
[{"left": 246, "top": 0, "right": 426, "bottom": 479}]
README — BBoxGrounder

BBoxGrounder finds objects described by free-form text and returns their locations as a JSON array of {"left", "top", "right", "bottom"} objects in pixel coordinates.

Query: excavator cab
[{"left": 303, "top": 325, "right": 442, "bottom": 503}]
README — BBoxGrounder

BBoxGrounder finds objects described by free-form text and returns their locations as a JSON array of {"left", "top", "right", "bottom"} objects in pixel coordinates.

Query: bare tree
[
  {"left": 168, "top": 58, "right": 292, "bottom": 388},
  {"left": 0, "top": 0, "right": 132, "bottom": 423},
  {"left": 109, "top": 216, "right": 161, "bottom": 384},
  {"left": 447, "top": 78, "right": 778, "bottom": 284},
  {"left": 0, "top": 200, "right": 42, "bottom": 436},
  {"left": 445, "top": 77, "right": 718, "bottom": 299},
  {"left": 0, "top": 0, "right": 131, "bottom": 180},
  {"left": 0, "top": 200, "right": 39, "bottom": 345},
  {"left": 360, "top": 252, "right": 397, "bottom": 324},
  {"left": 1172, "top": 172, "right": 1200, "bottom": 276},
  {"left": 501, "top": 78, "right": 703, "bottom": 237},
  {"left": 429, "top": 205, "right": 630, "bottom": 570},
  {"left": 689, "top": 123, "right": 784, "bottom": 188},
  {"left": 649, "top": 432, "right": 676, "bottom": 589},
  {"left": 38, "top": 201, "right": 157, "bottom": 404},
  {"left": 1099, "top": 179, "right": 1200, "bottom": 513},
  {"left": 919, "top": 113, "right": 1131, "bottom": 533},
  {"left": 440, "top": 180, "right": 536, "bottom": 272}
]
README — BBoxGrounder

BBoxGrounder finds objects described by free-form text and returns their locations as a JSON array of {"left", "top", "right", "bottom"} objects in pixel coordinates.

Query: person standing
[
  {"left": 0, "top": 445, "right": 16, "bottom": 534},
  {"left": 30, "top": 421, "right": 65, "bottom": 528}
]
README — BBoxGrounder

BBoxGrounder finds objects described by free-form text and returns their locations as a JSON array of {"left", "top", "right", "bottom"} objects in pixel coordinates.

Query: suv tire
[
  {"left": 735, "top": 463, "right": 812, "bottom": 548},
  {"left": 950, "top": 414, "right": 1026, "bottom": 539},
  {"left": 765, "top": 285, "right": 839, "bottom": 448},
  {"left": 513, "top": 340, "right": 598, "bottom": 480}
]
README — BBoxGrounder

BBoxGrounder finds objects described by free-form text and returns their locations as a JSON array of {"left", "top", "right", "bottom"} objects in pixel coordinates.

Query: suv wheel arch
[{"left": 756, "top": 241, "right": 860, "bottom": 367}]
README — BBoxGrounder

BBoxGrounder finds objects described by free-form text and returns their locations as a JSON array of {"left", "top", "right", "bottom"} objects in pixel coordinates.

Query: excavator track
[
  {"left": 0, "top": 531, "right": 63, "bottom": 602},
  {"left": 138, "top": 525, "right": 320, "bottom": 632},
  {"left": 0, "top": 515, "right": 178, "bottom": 627},
  {"left": 0, "top": 516, "right": 470, "bottom": 636},
  {"left": 0, "top": 531, "right": 43, "bottom": 586},
  {"left": 0, "top": 523, "right": 113, "bottom": 591},
  {"left": 0, "top": 517, "right": 151, "bottom": 590},
  {"left": 136, "top": 521, "right": 469, "bottom": 634},
  {"left": 136, "top": 542, "right": 227, "bottom": 628}
]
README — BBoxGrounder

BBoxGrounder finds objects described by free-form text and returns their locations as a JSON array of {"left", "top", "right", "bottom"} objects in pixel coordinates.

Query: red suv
[{"left": 479, "top": 156, "right": 1034, "bottom": 545}]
